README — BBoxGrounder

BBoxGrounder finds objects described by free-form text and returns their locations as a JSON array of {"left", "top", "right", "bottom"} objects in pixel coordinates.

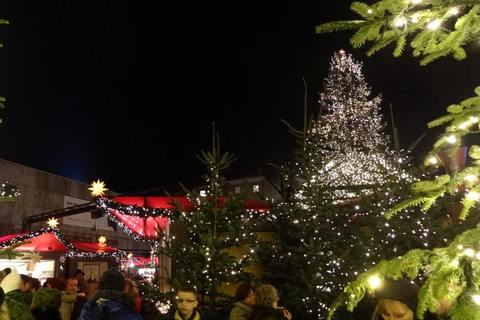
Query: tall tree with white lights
[
  {"left": 313, "top": 50, "right": 404, "bottom": 199},
  {"left": 317, "top": 1, "right": 480, "bottom": 320}
]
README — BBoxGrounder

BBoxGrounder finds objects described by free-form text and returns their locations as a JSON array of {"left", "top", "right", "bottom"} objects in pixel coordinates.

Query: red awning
[
  {"left": 110, "top": 210, "right": 168, "bottom": 241},
  {"left": 0, "top": 232, "right": 69, "bottom": 252},
  {"left": 71, "top": 242, "right": 118, "bottom": 253}
]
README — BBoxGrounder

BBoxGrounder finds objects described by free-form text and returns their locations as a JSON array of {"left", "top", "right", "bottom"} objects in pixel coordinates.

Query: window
[
  {"left": 234, "top": 186, "right": 241, "bottom": 194},
  {"left": 253, "top": 184, "right": 260, "bottom": 193}
]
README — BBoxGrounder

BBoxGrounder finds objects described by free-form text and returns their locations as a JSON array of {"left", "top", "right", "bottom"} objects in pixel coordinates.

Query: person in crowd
[
  {"left": 250, "top": 284, "right": 291, "bottom": 320},
  {"left": 45, "top": 277, "right": 67, "bottom": 291},
  {"left": 31, "top": 287, "right": 62, "bottom": 320},
  {"left": 59, "top": 278, "right": 78, "bottom": 320},
  {"left": 78, "top": 267, "right": 142, "bottom": 320},
  {"left": 30, "top": 277, "right": 41, "bottom": 293},
  {"left": 124, "top": 278, "right": 141, "bottom": 313},
  {"left": 172, "top": 285, "right": 201, "bottom": 320},
  {"left": 371, "top": 277, "right": 437, "bottom": 320},
  {"left": 74, "top": 269, "right": 90, "bottom": 295},
  {"left": 20, "top": 274, "right": 31, "bottom": 293},
  {"left": 230, "top": 283, "right": 255, "bottom": 320},
  {"left": 0, "top": 269, "right": 33, "bottom": 319},
  {"left": 20, "top": 274, "right": 33, "bottom": 305}
]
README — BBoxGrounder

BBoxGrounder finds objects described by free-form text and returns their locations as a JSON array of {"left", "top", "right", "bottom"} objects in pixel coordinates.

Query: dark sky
[{"left": 0, "top": 1, "right": 479, "bottom": 193}]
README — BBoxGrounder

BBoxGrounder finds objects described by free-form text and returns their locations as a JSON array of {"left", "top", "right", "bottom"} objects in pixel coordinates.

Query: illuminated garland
[{"left": 0, "top": 227, "right": 126, "bottom": 258}]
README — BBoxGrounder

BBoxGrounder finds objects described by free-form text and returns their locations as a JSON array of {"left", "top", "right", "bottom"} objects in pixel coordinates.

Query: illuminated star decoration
[
  {"left": 98, "top": 236, "right": 107, "bottom": 245},
  {"left": 89, "top": 179, "right": 108, "bottom": 197},
  {"left": 47, "top": 217, "right": 59, "bottom": 228}
]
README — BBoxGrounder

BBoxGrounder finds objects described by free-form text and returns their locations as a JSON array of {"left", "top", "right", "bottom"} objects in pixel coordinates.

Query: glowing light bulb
[
  {"left": 466, "top": 175, "right": 476, "bottom": 182},
  {"left": 412, "top": 0, "right": 421, "bottom": 3},
  {"left": 428, "top": 156, "right": 438, "bottom": 164},
  {"left": 367, "top": 9, "right": 373, "bottom": 14},
  {"left": 467, "top": 191, "right": 480, "bottom": 201},
  {"left": 449, "top": 8, "right": 459, "bottom": 15},
  {"left": 369, "top": 275, "right": 381, "bottom": 289},
  {"left": 411, "top": 15, "right": 419, "bottom": 23},
  {"left": 452, "top": 260, "right": 459, "bottom": 266},
  {"left": 447, "top": 135, "right": 456, "bottom": 143},
  {"left": 464, "top": 249, "right": 475, "bottom": 257},
  {"left": 427, "top": 20, "right": 441, "bottom": 29},
  {"left": 470, "top": 116, "right": 478, "bottom": 123},
  {"left": 473, "top": 295, "right": 480, "bottom": 305},
  {"left": 395, "top": 17, "right": 406, "bottom": 27}
]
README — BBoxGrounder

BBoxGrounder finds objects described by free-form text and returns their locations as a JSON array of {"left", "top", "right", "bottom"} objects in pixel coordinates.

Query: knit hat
[
  {"left": 99, "top": 268, "right": 125, "bottom": 291},
  {"left": 0, "top": 268, "right": 21, "bottom": 294},
  {"left": 46, "top": 277, "right": 67, "bottom": 291},
  {"left": 375, "top": 277, "right": 419, "bottom": 313}
]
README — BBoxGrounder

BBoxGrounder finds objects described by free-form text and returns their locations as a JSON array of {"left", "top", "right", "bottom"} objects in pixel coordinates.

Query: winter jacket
[
  {"left": 78, "top": 290, "right": 142, "bottom": 320},
  {"left": 59, "top": 291, "right": 77, "bottom": 320},
  {"left": 229, "top": 302, "right": 253, "bottom": 320},
  {"left": 173, "top": 309, "right": 201, "bottom": 320},
  {"left": 249, "top": 306, "right": 288, "bottom": 320},
  {"left": 139, "top": 299, "right": 162, "bottom": 320}
]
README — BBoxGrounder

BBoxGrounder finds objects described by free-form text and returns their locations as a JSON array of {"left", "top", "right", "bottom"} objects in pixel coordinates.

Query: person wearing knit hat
[
  {"left": 371, "top": 278, "right": 437, "bottom": 320},
  {"left": 0, "top": 269, "right": 33, "bottom": 319},
  {"left": 78, "top": 268, "right": 142, "bottom": 320},
  {"left": 0, "top": 268, "right": 21, "bottom": 294}
]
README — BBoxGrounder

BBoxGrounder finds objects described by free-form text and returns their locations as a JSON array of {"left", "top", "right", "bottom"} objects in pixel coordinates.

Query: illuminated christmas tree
[
  {"left": 157, "top": 130, "right": 258, "bottom": 319},
  {"left": 313, "top": 50, "right": 405, "bottom": 200},
  {"left": 257, "top": 52, "right": 462, "bottom": 320},
  {"left": 317, "top": 1, "right": 480, "bottom": 320}
]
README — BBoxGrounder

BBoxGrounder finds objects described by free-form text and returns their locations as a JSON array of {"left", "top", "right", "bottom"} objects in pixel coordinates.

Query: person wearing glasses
[
  {"left": 230, "top": 283, "right": 255, "bottom": 320},
  {"left": 174, "top": 285, "right": 201, "bottom": 320}
]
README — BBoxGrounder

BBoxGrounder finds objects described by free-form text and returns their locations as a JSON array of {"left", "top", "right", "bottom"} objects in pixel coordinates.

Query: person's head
[
  {"left": 374, "top": 299, "right": 414, "bottom": 320},
  {"left": 66, "top": 278, "right": 78, "bottom": 292},
  {"left": 45, "top": 277, "right": 67, "bottom": 291},
  {"left": 20, "top": 274, "right": 31, "bottom": 293},
  {"left": 29, "top": 277, "right": 41, "bottom": 293},
  {"left": 124, "top": 278, "right": 139, "bottom": 298},
  {"left": 73, "top": 269, "right": 85, "bottom": 281},
  {"left": 234, "top": 283, "right": 255, "bottom": 306},
  {"left": 0, "top": 268, "right": 21, "bottom": 294},
  {"left": 372, "top": 278, "right": 419, "bottom": 320},
  {"left": 176, "top": 285, "right": 198, "bottom": 319},
  {"left": 99, "top": 268, "right": 125, "bottom": 291},
  {"left": 254, "top": 284, "right": 279, "bottom": 308}
]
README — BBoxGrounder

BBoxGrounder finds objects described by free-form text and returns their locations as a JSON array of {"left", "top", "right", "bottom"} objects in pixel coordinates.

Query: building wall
[{"left": 0, "top": 159, "right": 151, "bottom": 253}]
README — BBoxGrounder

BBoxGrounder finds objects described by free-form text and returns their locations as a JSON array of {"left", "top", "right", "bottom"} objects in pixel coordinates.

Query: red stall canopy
[{"left": 0, "top": 232, "right": 69, "bottom": 252}]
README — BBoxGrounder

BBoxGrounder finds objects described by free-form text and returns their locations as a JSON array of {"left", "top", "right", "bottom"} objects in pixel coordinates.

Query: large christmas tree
[{"left": 313, "top": 50, "right": 405, "bottom": 199}]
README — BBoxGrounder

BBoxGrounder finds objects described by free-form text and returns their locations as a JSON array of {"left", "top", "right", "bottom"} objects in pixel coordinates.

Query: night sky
[{"left": 0, "top": 0, "right": 479, "bottom": 193}]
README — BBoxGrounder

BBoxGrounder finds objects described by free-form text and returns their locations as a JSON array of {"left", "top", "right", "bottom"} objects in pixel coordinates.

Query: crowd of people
[{"left": 0, "top": 267, "right": 441, "bottom": 320}]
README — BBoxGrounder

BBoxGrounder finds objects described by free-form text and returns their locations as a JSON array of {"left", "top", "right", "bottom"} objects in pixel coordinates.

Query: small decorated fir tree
[{"left": 158, "top": 128, "right": 258, "bottom": 319}]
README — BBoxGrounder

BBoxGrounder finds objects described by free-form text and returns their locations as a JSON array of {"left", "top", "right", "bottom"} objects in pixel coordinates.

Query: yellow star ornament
[
  {"left": 47, "top": 217, "right": 59, "bottom": 228},
  {"left": 98, "top": 236, "right": 107, "bottom": 245},
  {"left": 89, "top": 179, "right": 108, "bottom": 197}
]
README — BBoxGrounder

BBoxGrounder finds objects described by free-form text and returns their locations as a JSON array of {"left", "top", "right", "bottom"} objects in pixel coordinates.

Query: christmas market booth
[{"left": 0, "top": 224, "right": 125, "bottom": 283}]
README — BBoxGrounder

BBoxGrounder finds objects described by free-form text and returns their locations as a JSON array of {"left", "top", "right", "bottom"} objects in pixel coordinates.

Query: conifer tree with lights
[
  {"left": 317, "top": 1, "right": 480, "bottom": 320},
  {"left": 313, "top": 50, "right": 404, "bottom": 200},
  {"left": 257, "top": 50, "right": 467, "bottom": 319},
  {"left": 156, "top": 130, "right": 258, "bottom": 319}
]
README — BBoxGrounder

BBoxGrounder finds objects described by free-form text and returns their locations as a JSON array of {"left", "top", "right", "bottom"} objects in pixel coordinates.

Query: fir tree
[
  {"left": 157, "top": 128, "right": 258, "bottom": 320},
  {"left": 318, "top": 1, "right": 480, "bottom": 320},
  {"left": 313, "top": 50, "right": 405, "bottom": 199}
]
